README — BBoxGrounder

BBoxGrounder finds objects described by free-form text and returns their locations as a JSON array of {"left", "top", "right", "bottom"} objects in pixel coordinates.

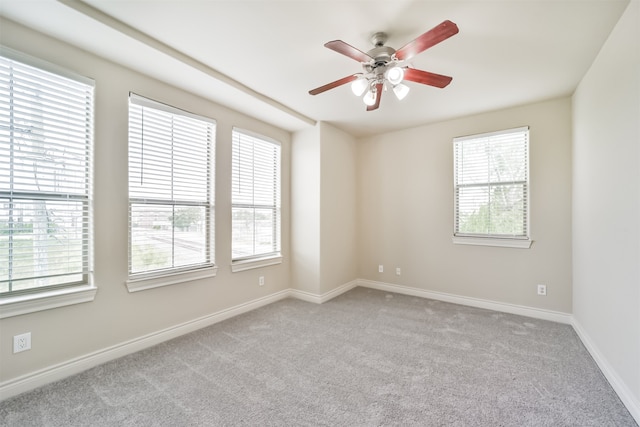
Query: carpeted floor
[{"left": 0, "top": 287, "right": 636, "bottom": 426}]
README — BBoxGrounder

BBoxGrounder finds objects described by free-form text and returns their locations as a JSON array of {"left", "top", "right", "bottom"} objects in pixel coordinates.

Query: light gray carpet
[{"left": 1, "top": 287, "right": 636, "bottom": 426}]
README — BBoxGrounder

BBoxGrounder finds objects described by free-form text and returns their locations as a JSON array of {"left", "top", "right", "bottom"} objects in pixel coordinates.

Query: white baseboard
[
  {"left": 289, "top": 280, "right": 358, "bottom": 304},
  {"left": 357, "top": 279, "right": 572, "bottom": 324},
  {"left": 357, "top": 279, "right": 639, "bottom": 423},
  {"left": 0, "top": 289, "right": 291, "bottom": 401},
  {"left": 572, "top": 318, "right": 640, "bottom": 424},
  {"left": 0, "top": 280, "right": 572, "bottom": 401},
  {"left": 0, "top": 282, "right": 359, "bottom": 401},
  {"left": 3, "top": 279, "right": 638, "bottom": 427}
]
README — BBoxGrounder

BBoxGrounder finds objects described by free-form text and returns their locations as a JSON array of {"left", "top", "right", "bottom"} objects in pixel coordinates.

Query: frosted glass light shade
[
  {"left": 385, "top": 67, "right": 404, "bottom": 85},
  {"left": 351, "top": 78, "right": 368, "bottom": 96},
  {"left": 363, "top": 90, "right": 376, "bottom": 106},
  {"left": 393, "top": 83, "right": 410, "bottom": 100}
]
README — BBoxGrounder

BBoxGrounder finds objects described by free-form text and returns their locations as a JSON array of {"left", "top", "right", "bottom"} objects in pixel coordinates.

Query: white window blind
[
  {"left": 0, "top": 51, "right": 94, "bottom": 296},
  {"left": 231, "top": 128, "right": 281, "bottom": 261},
  {"left": 453, "top": 126, "right": 529, "bottom": 239},
  {"left": 128, "top": 94, "right": 214, "bottom": 277}
]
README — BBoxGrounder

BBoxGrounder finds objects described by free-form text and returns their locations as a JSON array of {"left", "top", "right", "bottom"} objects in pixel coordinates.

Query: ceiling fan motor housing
[{"left": 362, "top": 46, "right": 397, "bottom": 85}]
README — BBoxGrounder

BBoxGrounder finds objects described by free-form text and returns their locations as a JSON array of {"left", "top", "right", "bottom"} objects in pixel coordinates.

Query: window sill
[
  {"left": 452, "top": 236, "right": 533, "bottom": 249},
  {"left": 231, "top": 255, "right": 282, "bottom": 272},
  {"left": 0, "top": 284, "right": 98, "bottom": 319},
  {"left": 126, "top": 266, "right": 218, "bottom": 293}
]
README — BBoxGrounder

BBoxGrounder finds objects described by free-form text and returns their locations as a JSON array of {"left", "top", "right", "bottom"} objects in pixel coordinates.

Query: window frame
[
  {"left": 452, "top": 126, "right": 532, "bottom": 249},
  {"left": 230, "top": 127, "right": 282, "bottom": 272},
  {"left": 125, "top": 93, "right": 216, "bottom": 292},
  {"left": 0, "top": 47, "right": 97, "bottom": 318}
]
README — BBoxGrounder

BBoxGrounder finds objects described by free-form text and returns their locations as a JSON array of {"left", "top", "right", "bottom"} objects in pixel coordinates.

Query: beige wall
[
  {"left": 291, "top": 122, "right": 358, "bottom": 295},
  {"left": 572, "top": 0, "right": 640, "bottom": 411},
  {"left": 0, "top": 19, "right": 292, "bottom": 384},
  {"left": 319, "top": 123, "right": 358, "bottom": 294},
  {"left": 357, "top": 97, "right": 573, "bottom": 313},
  {"left": 291, "top": 125, "right": 321, "bottom": 294}
]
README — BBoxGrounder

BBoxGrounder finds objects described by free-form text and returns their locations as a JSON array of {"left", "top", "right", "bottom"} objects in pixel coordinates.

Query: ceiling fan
[{"left": 309, "top": 20, "right": 459, "bottom": 111}]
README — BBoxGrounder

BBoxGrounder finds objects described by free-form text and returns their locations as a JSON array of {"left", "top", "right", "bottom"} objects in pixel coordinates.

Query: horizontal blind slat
[
  {"left": 1, "top": 54, "right": 93, "bottom": 296},
  {"left": 231, "top": 128, "right": 281, "bottom": 260},
  {"left": 128, "top": 95, "right": 214, "bottom": 276},
  {"left": 453, "top": 127, "right": 529, "bottom": 238}
]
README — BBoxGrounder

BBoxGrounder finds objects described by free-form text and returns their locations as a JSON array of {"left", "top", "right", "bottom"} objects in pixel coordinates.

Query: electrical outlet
[
  {"left": 13, "top": 332, "right": 31, "bottom": 353},
  {"left": 378, "top": 265, "right": 384, "bottom": 273},
  {"left": 537, "top": 284, "right": 547, "bottom": 296},
  {"left": 259, "top": 276, "right": 265, "bottom": 286},
  {"left": 396, "top": 267, "right": 401, "bottom": 276}
]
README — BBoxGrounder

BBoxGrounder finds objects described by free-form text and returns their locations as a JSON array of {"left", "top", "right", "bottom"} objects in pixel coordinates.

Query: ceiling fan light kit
[
  {"left": 385, "top": 67, "right": 405, "bottom": 85},
  {"left": 351, "top": 77, "right": 369, "bottom": 96},
  {"left": 393, "top": 83, "right": 410, "bottom": 101},
  {"left": 363, "top": 89, "right": 377, "bottom": 106},
  {"left": 309, "top": 20, "right": 459, "bottom": 111}
]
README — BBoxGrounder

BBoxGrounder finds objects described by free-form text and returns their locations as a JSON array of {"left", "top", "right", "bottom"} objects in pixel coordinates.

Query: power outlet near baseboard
[
  {"left": 537, "top": 284, "right": 547, "bottom": 296},
  {"left": 13, "top": 332, "right": 31, "bottom": 353}
]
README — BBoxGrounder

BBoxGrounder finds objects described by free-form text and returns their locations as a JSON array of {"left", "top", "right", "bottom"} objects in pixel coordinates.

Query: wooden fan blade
[
  {"left": 367, "top": 83, "right": 384, "bottom": 111},
  {"left": 403, "top": 68, "right": 453, "bottom": 88},
  {"left": 394, "top": 20, "right": 459, "bottom": 61},
  {"left": 325, "top": 40, "right": 373, "bottom": 63},
  {"left": 309, "top": 74, "right": 359, "bottom": 95}
]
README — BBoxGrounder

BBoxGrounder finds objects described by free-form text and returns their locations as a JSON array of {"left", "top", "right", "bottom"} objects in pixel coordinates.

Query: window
[
  {"left": 231, "top": 128, "right": 281, "bottom": 270},
  {"left": 127, "top": 94, "right": 215, "bottom": 291},
  {"left": 0, "top": 49, "right": 95, "bottom": 310},
  {"left": 453, "top": 126, "right": 531, "bottom": 248}
]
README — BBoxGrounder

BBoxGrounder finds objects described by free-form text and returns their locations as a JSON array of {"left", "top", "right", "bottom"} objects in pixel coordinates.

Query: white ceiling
[{"left": 0, "top": 0, "right": 630, "bottom": 137}]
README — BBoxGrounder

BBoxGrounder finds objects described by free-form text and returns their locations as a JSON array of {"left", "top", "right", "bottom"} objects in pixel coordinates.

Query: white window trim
[
  {"left": 126, "top": 265, "right": 218, "bottom": 293},
  {"left": 453, "top": 126, "right": 530, "bottom": 248},
  {"left": 452, "top": 236, "right": 533, "bottom": 249},
  {"left": 0, "top": 284, "right": 97, "bottom": 319},
  {"left": 231, "top": 127, "right": 282, "bottom": 264},
  {"left": 231, "top": 254, "right": 282, "bottom": 273},
  {"left": 127, "top": 93, "right": 216, "bottom": 287},
  {"left": 0, "top": 47, "right": 95, "bottom": 315}
]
